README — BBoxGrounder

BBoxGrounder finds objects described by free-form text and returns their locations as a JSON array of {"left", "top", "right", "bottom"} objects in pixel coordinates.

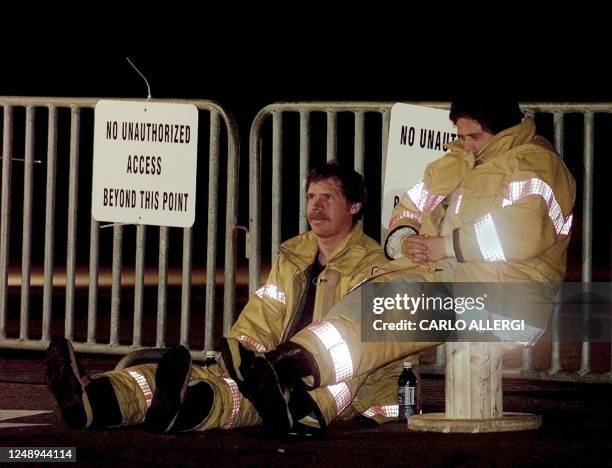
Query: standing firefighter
[
  {"left": 47, "top": 161, "right": 409, "bottom": 435},
  {"left": 224, "top": 97, "right": 576, "bottom": 436}
]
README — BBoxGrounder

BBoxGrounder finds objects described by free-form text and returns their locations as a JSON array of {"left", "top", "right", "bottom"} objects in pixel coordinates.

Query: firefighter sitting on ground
[{"left": 47, "top": 161, "right": 413, "bottom": 435}]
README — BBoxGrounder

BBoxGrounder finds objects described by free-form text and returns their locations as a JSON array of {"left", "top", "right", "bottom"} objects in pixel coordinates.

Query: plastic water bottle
[
  {"left": 203, "top": 351, "right": 217, "bottom": 367},
  {"left": 398, "top": 361, "right": 417, "bottom": 421}
]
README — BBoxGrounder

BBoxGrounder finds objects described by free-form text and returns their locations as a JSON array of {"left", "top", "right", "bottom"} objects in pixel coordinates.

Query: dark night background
[
  {"left": 1, "top": 46, "right": 610, "bottom": 280},
  {"left": 3, "top": 46, "right": 611, "bottom": 176}
]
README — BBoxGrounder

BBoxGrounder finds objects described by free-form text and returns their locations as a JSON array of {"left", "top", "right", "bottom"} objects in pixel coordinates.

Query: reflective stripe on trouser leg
[
  {"left": 306, "top": 376, "right": 365, "bottom": 426},
  {"left": 188, "top": 374, "right": 260, "bottom": 432},
  {"left": 127, "top": 370, "right": 153, "bottom": 409},
  {"left": 292, "top": 315, "right": 437, "bottom": 387},
  {"left": 362, "top": 404, "right": 399, "bottom": 419},
  {"left": 219, "top": 378, "right": 242, "bottom": 429},
  {"left": 101, "top": 363, "right": 157, "bottom": 425},
  {"left": 304, "top": 360, "right": 411, "bottom": 426},
  {"left": 296, "top": 320, "right": 354, "bottom": 385}
]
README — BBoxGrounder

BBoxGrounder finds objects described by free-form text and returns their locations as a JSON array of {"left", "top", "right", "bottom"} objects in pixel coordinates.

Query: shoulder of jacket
[
  {"left": 497, "top": 138, "right": 559, "bottom": 167},
  {"left": 279, "top": 231, "right": 318, "bottom": 255},
  {"left": 280, "top": 230, "right": 316, "bottom": 249},
  {"left": 510, "top": 143, "right": 566, "bottom": 170},
  {"left": 501, "top": 143, "right": 575, "bottom": 192},
  {"left": 354, "top": 230, "right": 380, "bottom": 247},
  {"left": 278, "top": 232, "right": 318, "bottom": 266},
  {"left": 353, "top": 234, "right": 386, "bottom": 265},
  {"left": 352, "top": 232, "right": 385, "bottom": 257}
]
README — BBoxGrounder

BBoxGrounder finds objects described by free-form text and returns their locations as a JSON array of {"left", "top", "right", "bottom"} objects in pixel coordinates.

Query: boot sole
[
  {"left": 144, "top": 347, "right": 192, "bottom": 433},
  {"left": 46, "top": 337, "right": 88, "bottom": 429},
  {"left": 248, "top": 358, "right": 293, "bottom": 436}
]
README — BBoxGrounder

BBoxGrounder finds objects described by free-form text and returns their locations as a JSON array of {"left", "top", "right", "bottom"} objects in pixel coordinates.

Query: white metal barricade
[{"left": 0, "top": 97, "right": 240, "bottom": 360}]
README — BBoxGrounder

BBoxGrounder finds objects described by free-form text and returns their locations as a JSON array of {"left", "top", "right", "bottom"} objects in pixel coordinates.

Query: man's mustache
[{"left": 308, "top": 213, "right": 328, "bottom": 221}]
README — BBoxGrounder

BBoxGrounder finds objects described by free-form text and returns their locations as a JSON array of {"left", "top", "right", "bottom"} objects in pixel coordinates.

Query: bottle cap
[{"left": 403, "top": 361, "right": 412, "bottom": 368}]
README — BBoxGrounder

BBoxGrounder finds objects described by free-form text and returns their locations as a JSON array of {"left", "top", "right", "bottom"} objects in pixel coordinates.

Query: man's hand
[{"left": 401, "top": 235, "right": 447, "bottom": 263}]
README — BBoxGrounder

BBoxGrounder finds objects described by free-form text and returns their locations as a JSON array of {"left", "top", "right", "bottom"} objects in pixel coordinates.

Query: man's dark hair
[
  {"left": 306, "top": 160, "right": 367, "bottom": 222},
  {"left": 449, "top": 97, "right": 524, "bottom": 134}
]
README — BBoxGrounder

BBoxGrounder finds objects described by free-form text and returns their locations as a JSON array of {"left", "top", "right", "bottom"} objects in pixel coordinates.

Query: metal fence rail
[
  {"left": 248, "top": 101, "right": 610, "bottom": 384},
  {"left": 0, "top": 97, "right": 240, "bottom": 360}
]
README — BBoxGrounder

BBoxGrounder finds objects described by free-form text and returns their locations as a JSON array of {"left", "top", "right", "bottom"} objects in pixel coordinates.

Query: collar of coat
[
  {"left": 279, "top": 223, "right": 370, "bottom": 273},
  {"left": 446, "top": 117, "right": 548, "bottom": 164}
]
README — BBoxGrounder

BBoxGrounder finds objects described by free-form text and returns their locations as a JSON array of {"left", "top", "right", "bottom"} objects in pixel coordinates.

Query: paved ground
[{"left": 1, "top": 351, "right": 611, "bottom": 467}]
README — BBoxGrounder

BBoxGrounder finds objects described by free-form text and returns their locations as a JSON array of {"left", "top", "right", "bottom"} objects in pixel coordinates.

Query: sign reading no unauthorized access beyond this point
[{"left": 92, "top": 100, "right": 199, "bottom": 227}]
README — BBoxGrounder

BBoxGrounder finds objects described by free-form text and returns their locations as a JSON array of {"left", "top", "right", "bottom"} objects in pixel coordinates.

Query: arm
[
  {"left": 227, "top": 256, "right": 290, "bottom": 352},
  {"left": 453, "top": 152, "right": 575, "bottom": 263},
  {"left": 386, "top": 148, "right": 475, "bottom": 260}
]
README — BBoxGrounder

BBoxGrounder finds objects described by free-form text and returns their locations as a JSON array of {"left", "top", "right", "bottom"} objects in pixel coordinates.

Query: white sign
[
  {"left": 382, "top": 103, "right": 458, "bottom": 229},
  {"left": 92, "top": 100, "right": 199, "bottom": 227}
]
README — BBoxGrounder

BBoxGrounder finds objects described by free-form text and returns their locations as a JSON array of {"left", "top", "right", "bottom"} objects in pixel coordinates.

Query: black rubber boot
[
  {"left": 46, "top": 336, "right": 89, "bottom": 429},
  {"left": 245, "top": 356, "right": 294, "bottom": 437},
  {"left": 266, "top": 341, "right": 321, "bottom": 390},
  {"left": 223, "top": 339, "right": 322, "bottom": 438},
  {"left": 85, "top": 376, "right": 123, "bottom": 427},
  {"left": 220, "top": 338, "right": 259, "bottom": 390},
  {"left": 144, "top": 345, "right": 192, "bottom": 433},
  {"left": 172, "top": 381, "right": 215, "bottom": 432},
  {"left": 287, "top": 385, "right": 327, "bottom": 440},
  {"left": 221, "top": 339, "right": 292, "bottom": 436}
]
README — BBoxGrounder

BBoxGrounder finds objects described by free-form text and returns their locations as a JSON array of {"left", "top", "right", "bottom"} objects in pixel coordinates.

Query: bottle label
[{"left": 398, "top": 386, "right": 415, "bottom": 405}]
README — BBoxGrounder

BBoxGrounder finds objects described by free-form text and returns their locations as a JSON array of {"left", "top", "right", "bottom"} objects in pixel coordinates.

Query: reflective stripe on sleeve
[
  {"left": 363, "top": 404, "right": 399, "bottom": 418},
  {"left": 220, "top": 377, "right": 242, "bottom": 429},
  {"left": 235, "top": 335, "right": 267, "bottom": 353},
  {"left": 474, "top": 213, "right": 506, "bottom": 262},
  {"left": 405, "top": 181, "right": 445, "bottom": 214},
  {"left": 307, "top": 321, "right": 354, "bottom": 383},
  {"left": 388, "top": 210, "right": 422, "bottom": 230},
  {"left": 254, "top": 283, "right": 286, "bottom": 304},
  {"left": 502, "top": 178, "right": 573, "bottom": 236},
  {"left": 454, "top": 191, "right": 464, "bottom": 215},
  {"left": 326, "top": 382, "right": 352, "bottom": 416},
  {"left": 560, "top": 215, "right": 573, "bottom": 236},
  {"left": 127, "top": 370, "right": 153, "bottom": 409}
]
